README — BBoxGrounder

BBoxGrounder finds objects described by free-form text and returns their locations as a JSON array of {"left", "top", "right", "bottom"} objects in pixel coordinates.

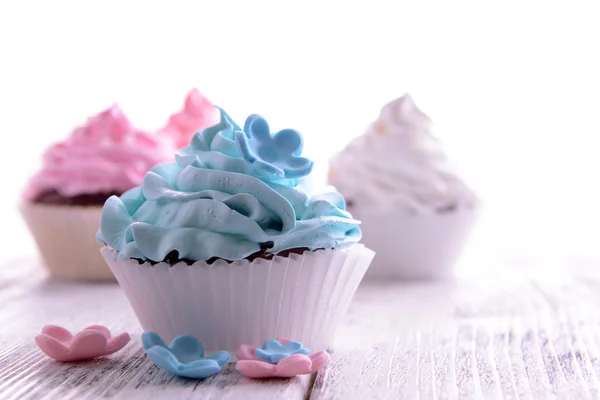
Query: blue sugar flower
[
  {"left": 235, "top": 113, "right": 314, "bottom": 180},
  {"left": 255, "top": 339, "right": 310, "bottom": 364},
  {"left": 142, "top": 332, "right": 230, "bottom": 379}
]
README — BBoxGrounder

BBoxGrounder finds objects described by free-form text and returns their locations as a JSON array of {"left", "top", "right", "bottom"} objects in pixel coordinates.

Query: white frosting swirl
[{"left": 329, "top": 94, "right": 477, "bottom": 214}]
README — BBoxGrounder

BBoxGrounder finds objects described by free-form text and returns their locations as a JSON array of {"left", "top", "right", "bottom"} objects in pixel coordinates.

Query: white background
[{"left": 1, "top": 1, "right": 599, "bottom": 268}]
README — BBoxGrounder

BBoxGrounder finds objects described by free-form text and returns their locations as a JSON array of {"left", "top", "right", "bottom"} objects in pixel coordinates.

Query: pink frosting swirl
[
  {"left": 160, "top": 88, "right": 220, "bottom": 149},
  {"left": 25, "top": 105, "right": 175, "bottom": 200}
]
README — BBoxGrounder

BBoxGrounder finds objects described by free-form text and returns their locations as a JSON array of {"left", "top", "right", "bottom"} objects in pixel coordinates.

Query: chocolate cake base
[
  {"left": 32, "top": 189, "right": 122, "bottom": 206},
  {"left": 135, "top": 243, "right": 315, "bottom": 266}
]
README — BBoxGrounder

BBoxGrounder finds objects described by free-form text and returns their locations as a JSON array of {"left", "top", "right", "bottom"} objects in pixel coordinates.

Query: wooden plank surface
[
  {"left": 2, "top": 256, "right": 600, "bottom": 399},
  {"left": 0, "top": 258, "right": 312, "bottom": 400},
  {"left": 311, "top": 268, "right": 600, "bottom": 400}
]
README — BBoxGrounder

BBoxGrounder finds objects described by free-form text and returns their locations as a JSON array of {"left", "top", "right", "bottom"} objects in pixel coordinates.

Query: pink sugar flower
[
  {"left": 236, "top": 339, "right": 330, "bottom": 379},
  {"left": 35, "top": 325, "right": 130, "bottom": 362}
]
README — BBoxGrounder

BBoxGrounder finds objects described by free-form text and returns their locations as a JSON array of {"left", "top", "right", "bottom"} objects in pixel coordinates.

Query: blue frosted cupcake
[{"left": 98, "top": 108, "right": 375, "bottom": 354}]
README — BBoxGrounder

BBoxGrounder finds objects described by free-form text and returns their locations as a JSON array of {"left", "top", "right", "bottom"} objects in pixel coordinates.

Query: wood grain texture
[
  {"left": 310, "top": 272, "right": 600, "bottom": 400},
  {"left": 0, "top": 258, "right": 311, "bottom": 400},
  {"left": 3, "top": 257, "right": 600, "bottom": 399},
  {"left": 0, "top": 342, "right": 312, "bottom": 400}
]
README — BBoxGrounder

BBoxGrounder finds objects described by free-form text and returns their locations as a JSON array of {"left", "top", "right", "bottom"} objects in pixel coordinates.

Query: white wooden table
[{"left": 2, "top": 255, "right": 600, "bottom": 399}]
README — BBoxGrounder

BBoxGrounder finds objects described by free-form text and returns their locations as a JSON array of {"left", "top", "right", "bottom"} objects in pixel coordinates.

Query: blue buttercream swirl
[{"left": 97, "top": 107, "right": 361, "bottom": 261}]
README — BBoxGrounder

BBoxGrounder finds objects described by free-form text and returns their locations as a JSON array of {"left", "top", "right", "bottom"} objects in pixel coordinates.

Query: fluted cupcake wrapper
[
  {"left": 360, "top": 206, "right": 479, "bottom": 280},
  {"left": 20, "top": 203, "right": 115, "bottom": 282},
  {"left": 101, "top": 245, "right": 374, "bottom": 355}
]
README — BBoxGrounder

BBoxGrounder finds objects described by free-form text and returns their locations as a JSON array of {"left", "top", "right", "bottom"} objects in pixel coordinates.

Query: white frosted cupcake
[
  {"left": 98, "top": 107, "right": 374, "bottom": 353},
  {"left": 328, "top": 94, "right": 478, "bottom": 280}
]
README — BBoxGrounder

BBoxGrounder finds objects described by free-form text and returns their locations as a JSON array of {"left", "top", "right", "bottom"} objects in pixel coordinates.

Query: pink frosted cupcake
[
  {"left": 21, "top": 91, "right": 218, "bottom": 281},
  {"left": 162, "top": 88, "right": 220, "bottom": 148}
]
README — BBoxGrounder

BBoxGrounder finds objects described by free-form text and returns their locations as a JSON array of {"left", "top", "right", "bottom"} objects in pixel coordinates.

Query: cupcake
[
  {"left": 161, "top": 88, "right": 221, "bottom": 149},
  {"left": 328, "top": 94, "right": 478, "bottom": 280},
  {"left": 98, "top": 107, "right": 374, "bottom": 353},
  {"left": 21, "top": 92, "right": 218, "bottom": 281}
]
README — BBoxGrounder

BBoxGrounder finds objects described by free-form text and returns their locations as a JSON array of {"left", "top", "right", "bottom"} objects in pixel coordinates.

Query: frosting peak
[
  {"left": 75, "top": 104, "right": 132, "bottom": 141},
  {"left": 98, "top": 108, "right": 360, "bottom": 262},
  {"left": 25, "top": 105, "right": 174, "bottom": 200},
  {"left": 162, "top": 89, "right": 220, "bottom": 149},
  {"left": 329, "top": 94, "right": 477, "bottom": 214},
  {"left": 378, "top": 94, "right": 433, "bottom": 134}
]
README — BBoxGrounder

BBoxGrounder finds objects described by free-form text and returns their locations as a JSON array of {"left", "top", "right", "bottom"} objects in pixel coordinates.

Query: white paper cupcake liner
[
  {"left": 359, "top": 206, "right": 479, "bottom": 280},
  {"left": 20, "top": 203, "right": 115, "bottom": 282},
  {"left": 101, "top": 245, "right": 374, "bottom": 354}
]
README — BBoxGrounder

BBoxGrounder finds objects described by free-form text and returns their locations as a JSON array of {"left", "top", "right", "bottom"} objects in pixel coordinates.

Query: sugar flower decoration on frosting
[
  {"left": 236, "top": 339, "right": 330, "bottom": 378},
  {"left": 236, "top": 112, "right": 314, "bottom": 179},
  {"left": 35, "top": 324, "right": 130, "bottom": 362},
  {"left": 142, "top": 332, "right": 230, "bottom": 379},
  {"left": 181, "top": 106, "right": 314, "bottom": 182}
]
